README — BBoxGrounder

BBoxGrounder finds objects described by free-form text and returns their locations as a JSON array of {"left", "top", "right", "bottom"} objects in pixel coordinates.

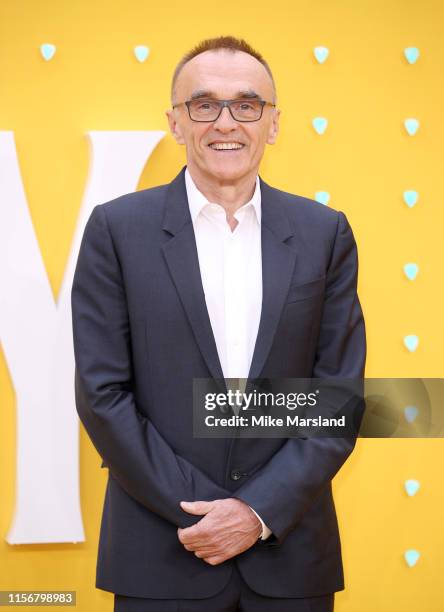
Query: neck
[{"left": 187, "top": 163, "right": 257, "bottom": 217}]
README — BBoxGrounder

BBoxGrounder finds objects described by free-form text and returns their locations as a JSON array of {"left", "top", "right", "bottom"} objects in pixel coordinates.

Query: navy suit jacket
[{"left": 71, "top": 165, "right": 366, "bottom": 599}]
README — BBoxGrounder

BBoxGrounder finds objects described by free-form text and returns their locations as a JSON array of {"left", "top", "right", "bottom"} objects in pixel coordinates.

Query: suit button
[{"left": 230, "top": 469, "right": 242, "bottom": 481}]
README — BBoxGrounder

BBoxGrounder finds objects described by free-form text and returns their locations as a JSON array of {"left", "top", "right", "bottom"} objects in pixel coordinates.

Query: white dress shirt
[{"left": 185, "top": 167, "right": 272, "bottom": 540}]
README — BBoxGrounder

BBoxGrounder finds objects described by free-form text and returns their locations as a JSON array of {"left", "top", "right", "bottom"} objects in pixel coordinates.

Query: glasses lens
[
  {"left": 230, "top": 99, "right": 262, "bottom": 121},
  {"left": 188, "top": 99, "right": 263, "bottom": 121},
  {"left": 189, "top": 100, "right": 222, "bottom": 121}
]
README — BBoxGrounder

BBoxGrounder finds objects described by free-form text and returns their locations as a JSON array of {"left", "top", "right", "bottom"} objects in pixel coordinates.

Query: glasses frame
[{"left": 172, "top": 97, "right": 276, "bottom": 123}]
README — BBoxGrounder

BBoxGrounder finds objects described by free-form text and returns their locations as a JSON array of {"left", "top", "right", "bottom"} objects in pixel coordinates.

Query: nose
[{"left": 212, "top": 106, "right": 238, "bottom": 131}]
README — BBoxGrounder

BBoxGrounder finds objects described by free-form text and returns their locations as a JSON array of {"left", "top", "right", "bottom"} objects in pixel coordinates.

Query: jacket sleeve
[
  {"left": 233, "top": 210, "right": 367, "bottom": 545},
  {"left": 71, "top": 204, "right": 231, "bottom": 528}
]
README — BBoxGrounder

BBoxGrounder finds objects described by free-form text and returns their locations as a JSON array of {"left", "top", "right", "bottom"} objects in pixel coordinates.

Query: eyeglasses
[{"left": 172, "top": 98, "right": 276, "bottom": 122}]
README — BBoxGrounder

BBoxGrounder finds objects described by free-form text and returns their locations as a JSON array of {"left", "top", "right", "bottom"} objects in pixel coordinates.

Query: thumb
[{"left": 180, "top": 500, "right": 214, "bottom": 515}]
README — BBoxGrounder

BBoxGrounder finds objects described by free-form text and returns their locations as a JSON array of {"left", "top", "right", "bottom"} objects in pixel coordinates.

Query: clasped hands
[{"left": 177, "top": 498, "right": 262, "bottom": 565}]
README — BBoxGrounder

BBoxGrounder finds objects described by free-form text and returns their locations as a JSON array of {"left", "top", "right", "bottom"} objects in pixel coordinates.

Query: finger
[
  {"left": 181, "top": 534, "right": 217, "bottom": 548},
  {"left": 180, "top": 501, "right": 214, "bottom": 515},
  {"left": 178, "top": 524, "right": 216, "bottom": 546},
  {"left": 187, "top": 540, "right": 221, "bottom": 554},
  {"left": 203, "top": 555, "right": 225, "bottom": 566},
  {"left": 177, "top": 525, "right": 199, "bottom": 543},
  {"left": 194, "top": 549, "right": 218, "bottom": 559},
  {"left": 181, "top": 528, "right": 224, "bottom": 547}
]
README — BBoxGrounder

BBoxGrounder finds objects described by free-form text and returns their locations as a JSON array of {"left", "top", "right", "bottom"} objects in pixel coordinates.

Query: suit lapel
[
  {"left": 161, "top": 167, "right": 226, "bottom": 386},
  {"left": 247, "top": 178, "right": 297, "bottom": 382},
  {"left": 161, "top": 167, "right": 297, "bottom": 387}
]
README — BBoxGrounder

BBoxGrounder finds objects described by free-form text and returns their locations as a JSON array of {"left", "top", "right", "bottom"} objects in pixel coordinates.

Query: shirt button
[{"left": 230, "top": 469, "right": 242, "bottom": 481}]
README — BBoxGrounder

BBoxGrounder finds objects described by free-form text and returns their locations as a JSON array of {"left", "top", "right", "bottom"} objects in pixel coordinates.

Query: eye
[
  {"left": 194, "top": 100, "right": 218, "bottom": 111},
  {"left": 231, "top": 100, "right": 261, "bottom": 113}
]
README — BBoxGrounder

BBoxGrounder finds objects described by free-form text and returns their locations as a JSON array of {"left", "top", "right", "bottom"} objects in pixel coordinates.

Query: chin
[{"left": 205, "top": 159, "right": 248, "bottom": 182}]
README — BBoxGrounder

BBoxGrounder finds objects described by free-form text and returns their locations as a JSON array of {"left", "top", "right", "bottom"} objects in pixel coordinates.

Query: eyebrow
[{"left": 189, "top": 89, "right": 261, "bottom": 100}]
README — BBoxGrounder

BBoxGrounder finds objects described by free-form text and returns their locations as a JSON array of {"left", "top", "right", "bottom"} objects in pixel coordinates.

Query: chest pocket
[{"left": 286, "top": 275, "right": 326, "bottom": 304}]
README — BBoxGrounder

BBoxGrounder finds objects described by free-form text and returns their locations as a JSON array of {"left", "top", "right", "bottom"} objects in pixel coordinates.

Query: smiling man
[
  {"left": 71, "top": 36, "right": 366, "bottom": 612},
  {"left": 167, "top": 42, "right": 279, "bottom": 225}
]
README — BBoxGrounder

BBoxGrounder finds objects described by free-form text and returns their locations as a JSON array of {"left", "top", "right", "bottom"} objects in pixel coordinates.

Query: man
[{"left": 71, "top": 35, "right": 366, "bottom": 611}]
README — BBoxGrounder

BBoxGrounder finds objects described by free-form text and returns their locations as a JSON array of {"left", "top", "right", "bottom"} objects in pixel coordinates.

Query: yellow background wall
[{"left": 1, "top": 0, "right": 443, "bottom": 610}]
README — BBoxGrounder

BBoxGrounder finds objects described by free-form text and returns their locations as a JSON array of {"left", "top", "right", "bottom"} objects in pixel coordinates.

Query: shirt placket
[{"left": 223, "top": 215, "right": 248, "bottom": 382}]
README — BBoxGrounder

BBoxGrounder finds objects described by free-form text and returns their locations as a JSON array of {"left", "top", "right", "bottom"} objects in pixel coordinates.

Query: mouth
[{"left": 207, "top": 142, "right": 245, "bottom": 151}]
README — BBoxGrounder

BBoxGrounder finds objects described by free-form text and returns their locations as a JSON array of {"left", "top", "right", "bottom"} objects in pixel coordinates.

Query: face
[{"left": 166, "top": 50, "right": 280, "bottom": 185}]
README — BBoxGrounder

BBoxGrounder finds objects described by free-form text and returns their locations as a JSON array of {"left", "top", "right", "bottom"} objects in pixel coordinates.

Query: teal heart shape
[
  {"left": 40, "top": 43, "right": 56, "bottom": 61},
  {"left": 315, "top": 191, "right": 330, "bottom": 205},
  {"left": 404, "top": 335, "right": 419, "bottom": 352},
  {"left": 404, "top": 263, "right": 419, "bottom": 280},
  {"left": 404, "top": 47, "right": 420, "bottom": 64},
  {"left": 313, "top": 117, "right": 328, "bottom": 134},
  {"left": 404, "top": 405, "right": 419, "bottom": 423},
  {"left": 404, "top": 479, "right": 420, "bottom": 496},
  {"left": 403, "top": 190, "right": 418, "bottom": 208},
  {"left": 134, "top": 45, "right": 150, "bottom": 63},
  {"left": 404, "top": 118, "right": 419, "bottom": 135},
  {"left": 404, "top": 549, "right": 420, "bottom": 567},
  {"left": 314, "top": 46, "right": 329, "bottom": 64}
]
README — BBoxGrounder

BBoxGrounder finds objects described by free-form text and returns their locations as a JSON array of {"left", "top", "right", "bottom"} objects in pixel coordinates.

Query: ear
[
  {"left": 166, "top": 108, "right": 185, "bottom": 145},
  {"left": 266, "top": 107, "right": 280, "bottom": 145}
]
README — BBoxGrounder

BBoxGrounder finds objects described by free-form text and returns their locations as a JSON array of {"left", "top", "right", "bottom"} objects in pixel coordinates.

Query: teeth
[{"left": 209, "top": 142, "right": 244, "bottom": 150}]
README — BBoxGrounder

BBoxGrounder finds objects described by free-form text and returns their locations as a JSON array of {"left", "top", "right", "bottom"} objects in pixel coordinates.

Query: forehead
[{"left": 175, "top": 50, "right": 274, "bottom": 99}]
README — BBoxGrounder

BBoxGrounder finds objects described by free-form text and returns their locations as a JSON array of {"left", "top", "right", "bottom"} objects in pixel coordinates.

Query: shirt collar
[{"left": 185, "top": 167, "right": 261, "bottom": 226}]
